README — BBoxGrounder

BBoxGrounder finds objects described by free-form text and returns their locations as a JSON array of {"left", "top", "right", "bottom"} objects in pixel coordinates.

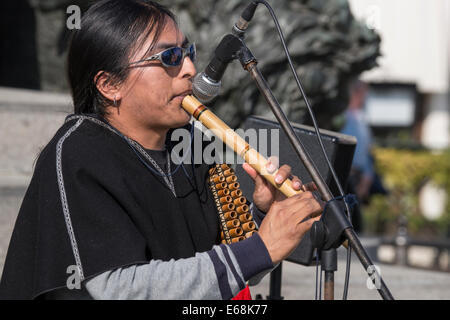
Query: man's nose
[{"left": 181, "top": 56, "right": 196, "bottom": 79}]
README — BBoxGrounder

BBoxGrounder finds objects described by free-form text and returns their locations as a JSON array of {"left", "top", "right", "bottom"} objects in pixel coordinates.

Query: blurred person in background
[{"left": 341, "top": 80, "right": 388, "bottom": 233}]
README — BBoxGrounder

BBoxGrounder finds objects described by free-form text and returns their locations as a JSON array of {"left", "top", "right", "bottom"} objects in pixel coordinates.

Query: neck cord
[{"left": 126, "top": 139, "right": 177, "bottom": 197}]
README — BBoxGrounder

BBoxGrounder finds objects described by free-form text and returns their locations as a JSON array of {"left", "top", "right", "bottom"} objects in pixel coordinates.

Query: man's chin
[
  {"left": 171, "top": 112, "right": 191, "bottom": 128},
  {"left": 182, "top": 107, "right": 193, "bottom": 121}
]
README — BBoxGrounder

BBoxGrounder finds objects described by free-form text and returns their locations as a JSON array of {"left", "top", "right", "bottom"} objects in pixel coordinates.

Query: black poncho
[{"left": 0, "top": 114, "right": 220, "bottom": 299}]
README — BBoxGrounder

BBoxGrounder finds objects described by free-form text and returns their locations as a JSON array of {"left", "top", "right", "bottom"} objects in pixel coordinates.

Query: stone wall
[{"left": 0, "top": 87, "right": 71, "bottom": 273}]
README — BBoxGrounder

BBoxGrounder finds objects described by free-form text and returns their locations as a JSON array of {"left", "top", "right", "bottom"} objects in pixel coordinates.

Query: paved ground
[{"left": 250, "top": 249, "right": 450, "bottom": 300}]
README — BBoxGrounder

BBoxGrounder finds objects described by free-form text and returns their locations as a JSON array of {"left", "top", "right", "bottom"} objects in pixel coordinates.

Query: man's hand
[
  {"left": 242, "top": 156, "right": 318, "bottom": 213},
  {"left": 241, "top": 157, "right": 325, "bottom": 265},
  {"left": 257, "top": 191, "right": 323, "bottom": 265}
]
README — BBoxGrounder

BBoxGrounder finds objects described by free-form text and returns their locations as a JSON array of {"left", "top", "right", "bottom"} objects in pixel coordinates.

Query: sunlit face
[{"left": 118, "top": 18, "right": 196, "bottom": 130}]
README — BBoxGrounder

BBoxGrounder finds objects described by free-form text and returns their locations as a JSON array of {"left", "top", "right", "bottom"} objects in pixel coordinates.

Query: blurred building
[
  {"left": 349, "top": 0, "right": 450, "bottom": 227},
  {"left": 348, "top": 0, "right": 450, "bottom": 150}
]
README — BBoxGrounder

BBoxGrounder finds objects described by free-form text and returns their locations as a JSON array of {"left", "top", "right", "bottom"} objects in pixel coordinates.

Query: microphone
[
  {"left": 192, "top": 34, "right": 243, "bottom": 103},
  {"left": 193, "top": 2, "right": 259, "bottom": 103}
]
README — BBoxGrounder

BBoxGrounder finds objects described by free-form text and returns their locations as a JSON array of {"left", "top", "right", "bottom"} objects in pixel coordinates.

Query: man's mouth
[{"left": 172, "top": 90, "right": 193, "bottom": 101}]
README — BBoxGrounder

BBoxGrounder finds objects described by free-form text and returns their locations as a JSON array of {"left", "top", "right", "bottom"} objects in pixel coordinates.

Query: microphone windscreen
[{"left": 192, "top": 73, "right": 221, "bottom": 103}]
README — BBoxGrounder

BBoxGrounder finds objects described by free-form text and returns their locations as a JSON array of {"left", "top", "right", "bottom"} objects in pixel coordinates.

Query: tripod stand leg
[
  {"left": 267, "top": 262, "right": 284, "bottom": 300},
  {"left": 324, "top": 271, "right": 334, "bottom": 300}
]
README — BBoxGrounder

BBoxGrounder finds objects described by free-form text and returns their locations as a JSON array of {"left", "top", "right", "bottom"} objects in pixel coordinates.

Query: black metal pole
[
  {"left": 267, "top": 262, "right": 284, "bottom": 300},
  {"left": 244, "top": 62, "right": 333, "bottom": 202},
  {"left": 344, "top": 228, "right": 394, "bottom": 300},
  {"left": 321, "top": 249, "right": 337, "bottom": 300},
  {"left": 324, "top": 272, "right": 334, "bottom": 300}
]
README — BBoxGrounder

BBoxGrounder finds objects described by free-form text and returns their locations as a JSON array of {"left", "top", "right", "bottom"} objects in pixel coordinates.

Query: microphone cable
[{"left": 250, "top": 0, "right": 353, "bottom": 300}]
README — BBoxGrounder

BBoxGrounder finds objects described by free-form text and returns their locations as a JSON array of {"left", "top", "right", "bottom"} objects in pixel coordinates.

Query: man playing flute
[{"left": 0, "top": 0, "right": 323, "bottom": 300}]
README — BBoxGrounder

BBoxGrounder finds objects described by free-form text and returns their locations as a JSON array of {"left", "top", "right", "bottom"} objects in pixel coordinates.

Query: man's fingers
[
  {"left": 265, "top": 158, "right": 301, "bottom": 190},
  {"left": 265, "top": 156, "right": 279, "bottom": 174},
  {"left": 242, "top": 162, "right": 269, "bottom": 189},
  {"left": 298, "top": 215, "right": 322, "bottom": 229},
  {"left": 284, "top": 192, "right": 323, "bottom": 220},
  {"left": 242, "top": 162, "right": 258, "bottom": 181},
  {"left": 303, "top": 191, "right": 324, "bottom": 217},
  {"left": 301, "top": 181, "right": 318, "bottom": 192},
  {"left": 274, "top": 164, "right": 292, "bottom": 185},
  {"left": 291, "top": 175, "right": 303, "bottom": 190}
]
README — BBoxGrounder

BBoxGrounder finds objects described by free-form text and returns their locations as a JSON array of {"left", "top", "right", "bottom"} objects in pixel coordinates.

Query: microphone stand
[{"left": 234, "top": 41, "right": 394, "bottom": 300}]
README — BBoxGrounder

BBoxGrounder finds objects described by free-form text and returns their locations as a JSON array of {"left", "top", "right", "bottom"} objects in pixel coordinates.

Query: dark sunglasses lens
[
  {"left": 189, "top": 44, "right": 196, "bottom": 62},
  {"left": 161, "top": 47, "right": 183, "bottom": 66}
]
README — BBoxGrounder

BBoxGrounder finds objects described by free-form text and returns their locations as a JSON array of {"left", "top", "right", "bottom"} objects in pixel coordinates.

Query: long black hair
[{"left": 67, "top": 0, "right": 176, "bottom": 116}]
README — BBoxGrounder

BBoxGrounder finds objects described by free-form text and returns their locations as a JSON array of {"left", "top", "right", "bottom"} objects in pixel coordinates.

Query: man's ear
[{"left": 94, "top": 71, "right": 122, "bottom": 103}]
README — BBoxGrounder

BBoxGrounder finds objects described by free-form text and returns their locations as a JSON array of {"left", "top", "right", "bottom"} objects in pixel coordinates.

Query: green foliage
[{"left": 363, "top": 148, "right": 450, "bottom": 237}]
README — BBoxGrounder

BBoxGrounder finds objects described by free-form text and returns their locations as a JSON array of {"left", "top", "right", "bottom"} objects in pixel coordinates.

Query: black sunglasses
[{"left": 128, "top": 43, "right": 196, "bottom": 68}]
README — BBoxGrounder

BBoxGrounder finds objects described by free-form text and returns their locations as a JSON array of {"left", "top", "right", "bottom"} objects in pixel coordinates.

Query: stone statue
[{"left": 168, "top": 0, "right": 380, "bottom": 130}]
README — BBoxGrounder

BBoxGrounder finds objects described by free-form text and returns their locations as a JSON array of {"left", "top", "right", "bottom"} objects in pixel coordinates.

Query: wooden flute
[{"left": 182, "top": 95, "right": 303, "bottom": 198}]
